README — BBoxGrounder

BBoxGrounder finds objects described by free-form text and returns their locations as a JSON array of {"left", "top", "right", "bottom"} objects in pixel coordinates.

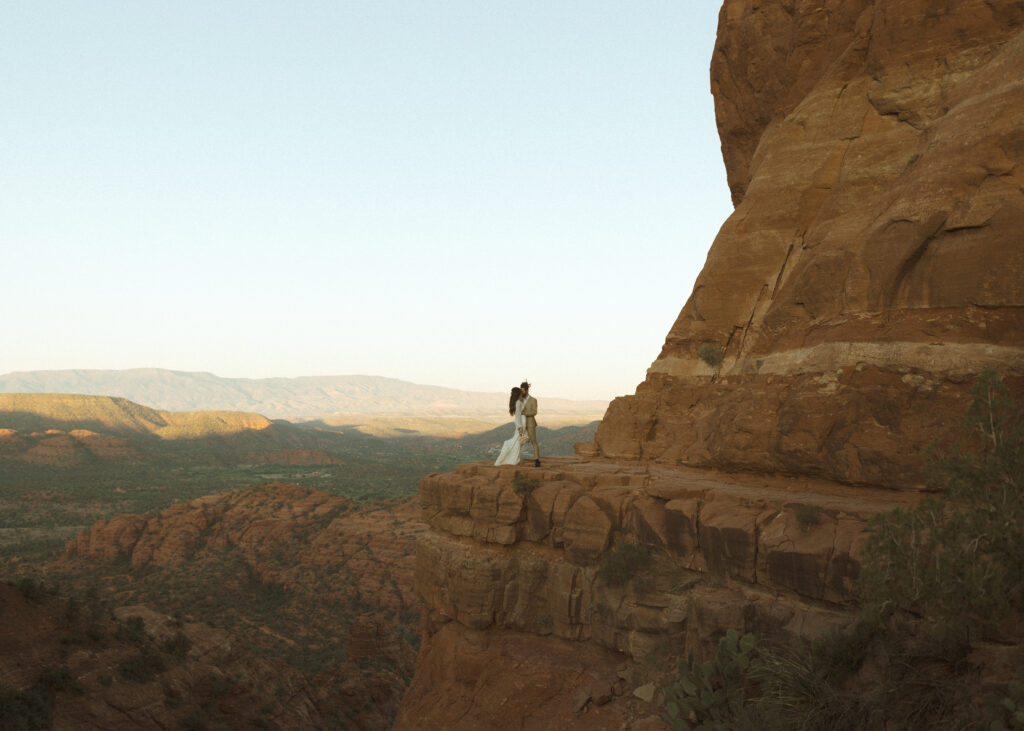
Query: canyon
[
  {"left": 3, "top": 486, "right": 422, "bottom": 729},
  {"left": 397, "top": 0, "right": 1024, "bottom": 728},
  {"left": 5, "top": 1, "right": 1024, "bottom": 728}
]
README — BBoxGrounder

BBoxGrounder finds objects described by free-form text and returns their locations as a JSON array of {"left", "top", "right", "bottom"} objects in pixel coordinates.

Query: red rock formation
[
  {"left": 590, "top": 0, "right": 1024, "bottom": 488},
  {"left": 57, "top": 484, "right": 423, "bottom": 729},
  {"left": 69, "top": 429, "right": 139, "bottom": 459},
  {"left": 21, "top": 434, "right": 81, "bottom": 465},
  {"left": 0, "top": 426, "right": 138, "bottom": 464},
  {"left": 395, "top": 459, "right": 917, "bottom": 728},
  {"left": 395, "top": 622, "right": 664, "bottom": 730},
  {"left": 400, "top": 3, "right": 1024, "bottom": 726},
  {"left": 0, "top": 427, "right": 25, "bottom": 451}
]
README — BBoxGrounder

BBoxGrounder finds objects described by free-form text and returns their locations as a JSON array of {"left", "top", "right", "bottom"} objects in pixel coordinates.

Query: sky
[{"left": 1, "top": 1, "right": 734, "bottom": 402}]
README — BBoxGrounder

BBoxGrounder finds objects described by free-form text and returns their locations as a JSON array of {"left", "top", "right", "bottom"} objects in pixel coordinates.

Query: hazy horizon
[
  {"left": 0, "top": 368, "right": 610, "bottom": 422},
  {"left": 2, "top": 2, "right": 733, "bottom": 402}
]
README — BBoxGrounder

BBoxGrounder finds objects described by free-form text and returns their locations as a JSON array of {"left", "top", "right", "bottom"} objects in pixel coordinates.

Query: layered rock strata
[
  {"left": 399, "top": 1, "right": 1024, "bottom": 725},
  {"left": 395, "top": 458, "right": 915, "bottom": 728},
  {"left": 589, "top": 0, "right": 1024, "bottom": 487}
]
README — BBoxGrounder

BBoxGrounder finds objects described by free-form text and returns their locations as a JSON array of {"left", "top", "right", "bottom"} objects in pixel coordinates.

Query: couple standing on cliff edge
[{"left": 494, "top": 380, "right": 540, "bottom": 467}]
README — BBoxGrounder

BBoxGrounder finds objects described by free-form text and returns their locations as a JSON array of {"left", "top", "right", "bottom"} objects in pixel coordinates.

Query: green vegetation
[
  {"left": 117, "top": 650, "right": 167, "bottom": 683},
  {"left": 16, "top": 576, "right": 55, "bottom": 604},
  {"left": 596, "top": 543, "right": 652, "bottom": 587},
  {"left": 512, "top": 474, "right": 540, "bottom": 494},
  {"left": 984, "top": 667, "right": 1024, "bottom": 729},
  {"left": 859, "top": 370, "right": 1024, "bottom": 629},
  {"left": 0, "top": 685, "right": 52, "bottom": 731},
  {"left": 663, "top": 630, "right": 759, "bottom": 730},
  {"left": 0, "top": 415, "right": 598, "bottom": 567},
  {"left": 0, "top": 664, "right": 82, "bottom": 730},
  {"left": 116, "top": 615, "right": 149, "bottom": 646},
  {"left": 792, "top": 503, "right": 822, "bottom": 533},
  {"left": 663, "top": 620, "right": 973, "bottom": 730},
  {"left": 697, "top": 343, "right": 725, "bottom": 369},
  {"left": 661, "top": 372, "right": 1024, "bottom": 729}
]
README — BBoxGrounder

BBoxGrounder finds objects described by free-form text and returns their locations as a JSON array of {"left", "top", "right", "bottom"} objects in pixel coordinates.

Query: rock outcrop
[
  {"left": 589, "top": 0, "right": 1024, "bottom": 488},
  {"left": 399, "top": 2, "right": 1024, "bottom": 727},
  {"left": 394, "top": 459, "right": 914, "bottom": 729}
]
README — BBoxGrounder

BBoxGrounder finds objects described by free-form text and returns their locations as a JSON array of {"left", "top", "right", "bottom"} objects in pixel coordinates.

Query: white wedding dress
[{"left": 494, "top": 398, "right": 526, "bottom": 466}]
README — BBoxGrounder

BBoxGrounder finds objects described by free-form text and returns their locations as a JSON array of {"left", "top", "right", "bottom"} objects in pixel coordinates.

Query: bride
[{"left": 494, "top": 386, "right": 526, "bottom": 466}]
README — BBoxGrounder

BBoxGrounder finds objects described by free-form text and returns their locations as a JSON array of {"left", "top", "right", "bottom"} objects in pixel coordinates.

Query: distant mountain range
[{"left": 0, "top": 369, "right": 608, "bottom": 420}]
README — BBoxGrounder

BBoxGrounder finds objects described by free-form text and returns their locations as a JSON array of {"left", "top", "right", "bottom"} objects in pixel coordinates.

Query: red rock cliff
[
  {"left": 591, "top": 0, "right": 1024, "bottom": 487},
  {"left": 397, "top": 3, "right": 1024, "bottom": 728}
]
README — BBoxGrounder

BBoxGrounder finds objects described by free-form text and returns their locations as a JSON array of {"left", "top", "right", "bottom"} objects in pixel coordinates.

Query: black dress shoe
[{"left": 534, "top": 459, "right": 541, "bottom": 468}]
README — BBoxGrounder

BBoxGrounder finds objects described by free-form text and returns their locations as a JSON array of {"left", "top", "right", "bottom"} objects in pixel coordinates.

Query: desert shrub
[
  {"left": 662, "top": 620, "right": 972, "bottom": 730},
  {"left": 399, "top": 626, "right": 421, "bottom": 652},
  {"left": 512, "top": 474, "right": 540, "bottom": 494},
  {"left": 116, "top": 615, "right": 150, "bottom": 646},
  {"left": 858, "top": 370, "right": 1024, "bottom": 629},
  {"left": 0, "top": 686, "right": 52, "bottom": 731},
  {"left": 16, "top": 577, "right": 52, "bottom": 605},
  {"left": 757, "top": 619, "right": 970, "bottom": 730},
  {"left": 161, "top": 631, "right": 192, "bottom": 662},
  {"left": 983, "top": 666, "right": 1024, "bottom": 730},
  {"left": 62, "top": 591, "right": 109, "bottom": 647},
  {"left": 37, "top": 666, "right": 81, "bottom": 695},
  {"left": 793, "top": 503, "right": 822, "bottom": 533},
  {"left": 0, "top": 664, "right": 87, "bottom": 730},
  {"left": 697, "top": 344, "right": 725, "bottom": 369},
  {"left": 596, "top": 543, "right": 651, "bottom": 587},
  {"left": 662, "top": 630, "right": 761, "bottom": 730},
  {"left": 118, "top": 650, "right": 166, "bottom": 683}
]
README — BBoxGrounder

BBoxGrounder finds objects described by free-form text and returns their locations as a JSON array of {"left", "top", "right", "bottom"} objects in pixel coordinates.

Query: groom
[{"left": 521, "top": 381, "right": 540, "bottom": 467}]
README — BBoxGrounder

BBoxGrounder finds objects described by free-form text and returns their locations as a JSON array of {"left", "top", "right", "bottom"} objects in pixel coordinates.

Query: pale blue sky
[{"left": 1, "top": 2, "right": 733, "bottom": 402}]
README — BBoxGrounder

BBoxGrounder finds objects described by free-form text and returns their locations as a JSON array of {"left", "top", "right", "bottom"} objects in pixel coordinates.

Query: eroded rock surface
[
  {"left": 590, "top": 0, "right": 1024, "bottom": 487},
  {"left": 396, "top": 459, "right": 914, "bottom": 728}
]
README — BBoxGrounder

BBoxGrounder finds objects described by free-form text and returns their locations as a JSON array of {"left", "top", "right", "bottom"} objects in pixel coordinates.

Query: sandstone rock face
[
  {"left": 591, "top": 0, "right": 1024, "bottom": 487},
  {"left": 394, "top": 622, "right": 664, "bottom": 730},
  {"left": 396, "top": 459, "right": 915, "bottom": 728}
]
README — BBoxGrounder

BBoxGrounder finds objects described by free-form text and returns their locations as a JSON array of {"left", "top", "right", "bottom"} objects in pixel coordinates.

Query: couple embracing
[{"left": 494, "top": 381, "right": 540, "bottom": 467}]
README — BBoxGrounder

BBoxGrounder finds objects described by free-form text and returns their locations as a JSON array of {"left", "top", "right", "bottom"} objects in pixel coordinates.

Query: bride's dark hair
[{"left": 508, "top": 387, "right": 522, "bottom": 415}]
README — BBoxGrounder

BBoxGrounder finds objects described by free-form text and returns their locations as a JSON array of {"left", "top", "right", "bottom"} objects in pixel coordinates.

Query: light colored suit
[{"left": 522, "top": 395, "right": 539, "bottom": 458}]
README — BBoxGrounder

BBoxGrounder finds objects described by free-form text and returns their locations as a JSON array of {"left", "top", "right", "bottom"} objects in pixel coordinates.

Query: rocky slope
[
  {"left": 45, "top": 484, "right": 423, "bottom": 728},
  {"left": 0, "top": 580, "right": 407, "bottom": 729},
  {"left": 588, "top": 0, "right": 1024, "bottom": 488}
]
